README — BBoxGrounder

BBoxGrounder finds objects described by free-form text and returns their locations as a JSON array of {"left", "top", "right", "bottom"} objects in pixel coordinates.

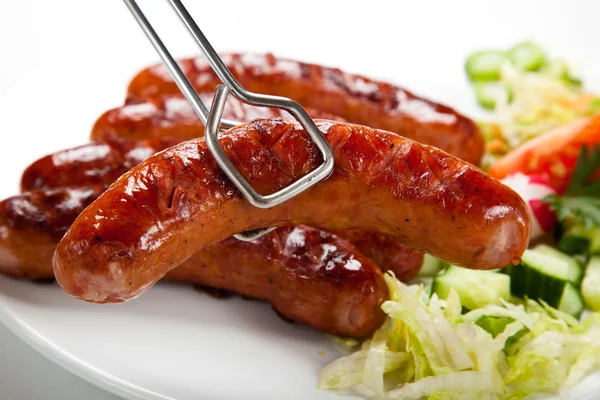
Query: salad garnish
[
  {"left": 464, "top": 41, "right": 598, "bottom": 169},
  {"left": 318, "top": 274, "right": 600, "bottom": 399},
  {"left": 319, "top": 41, "right": 600, "bottom": 399},
  {"left": 546, "top": 144, "right": 600, "bottom": 229}
]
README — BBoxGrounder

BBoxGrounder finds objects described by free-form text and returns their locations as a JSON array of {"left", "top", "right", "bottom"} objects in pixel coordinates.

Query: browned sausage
[
  {"left": 20, "top": 139, "right": 180, "bottom": 191},
  {"left": 0, "top": 186, "right": 108, "bottom": 278},
  {"left": 156, "top": 225, "right": 388, "bottom": 337},
  {"left": 125, "top": 53, "right": 484, "bottom": 165},
  {"left": 54, "top": 119, "right": 530, "bottom": 304},
  {"left": 327, "top": 230, "right": 423, "bottom": 282},
  {"left": 0, "top": 187, "right": 386, "bottom": 337},
  {"left": 91, "top": 95, "right": 343, "bottom": 143},
  {"left": 20, "top": 140, "right": 424, "bottom": 278}
]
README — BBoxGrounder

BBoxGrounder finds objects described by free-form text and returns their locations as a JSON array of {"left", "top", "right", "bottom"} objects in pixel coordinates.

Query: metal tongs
[{"left": 123, "top": 0, "right": 334, "bottom": 241}]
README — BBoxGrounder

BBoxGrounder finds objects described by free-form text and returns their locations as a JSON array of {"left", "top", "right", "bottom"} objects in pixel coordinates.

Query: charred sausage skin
[
  {"left": 125, "top": 53, "right": 484, "bottom": 165},
  {"left": 54, "top": 119, "right": 530, "bottom": 304},
  {"left": 327, "top": 229, "right": 424, "bottom": 282},
  {"left": 1, "top": 182, "right": 420, "bottom": 285},
  {"left": 18, "top": 140, "right": 424, "bottom": 279},
  {"left": 0, "top": 186, "right": 107, "bottom": 279},
  {"left": 91, "top": 95, "right": 342, "bottom": 143},
  {"left": 20, "top": 139, "right": 180, "bottom": 191}
]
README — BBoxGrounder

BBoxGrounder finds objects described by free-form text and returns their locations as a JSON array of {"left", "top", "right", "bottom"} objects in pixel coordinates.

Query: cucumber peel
[
  {"left": 582, "top": 257, "right": 600, "bottom": 311},
  {"left": 474, "top": 81, "right": 511, "bottom": 110},
  {"left": 432, "top": 265, "right": 510, "bottom": 310},
  {"left": 507, "top": 41, "right": 547, "bottom": 71},
  {"left": 465, "top": 50, "right": 507, "bottom": 81}
]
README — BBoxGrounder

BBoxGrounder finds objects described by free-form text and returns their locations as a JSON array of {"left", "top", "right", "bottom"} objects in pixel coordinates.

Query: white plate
[
  {"left": 0, "top": 277, "right": 347, "bottom": 400},
  {"left": 2, "top": 274, "right": 600, "bottom": 400},
  {"left": 2, "top": 1, "right": 600, "bottom": 399}
]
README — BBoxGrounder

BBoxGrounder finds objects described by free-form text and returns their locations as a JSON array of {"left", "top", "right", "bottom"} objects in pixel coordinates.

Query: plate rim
[{"left": 0, "top": 301, "right": 169, "bottom": 400}]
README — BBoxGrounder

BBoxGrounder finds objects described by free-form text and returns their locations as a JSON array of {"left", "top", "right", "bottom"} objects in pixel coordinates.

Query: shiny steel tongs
[{"left": 123, "top": 0, "right": 334, "bottom": 241}]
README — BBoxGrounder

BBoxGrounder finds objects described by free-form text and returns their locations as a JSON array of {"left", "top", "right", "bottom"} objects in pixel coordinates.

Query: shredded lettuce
[
  {"left": 479, "top": 63, "right": 596, "bottom": 169},
  {"left": 318, "top": 273, "right": 600, "bottom": 399}
]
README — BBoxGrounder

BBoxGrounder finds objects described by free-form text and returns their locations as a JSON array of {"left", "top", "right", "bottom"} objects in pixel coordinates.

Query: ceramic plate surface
[{"left": 1, "top": 1, "right": 600, "bottom": 399}]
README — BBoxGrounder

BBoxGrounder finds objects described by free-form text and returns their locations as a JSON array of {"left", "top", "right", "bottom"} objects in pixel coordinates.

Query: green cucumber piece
[
  {"left": 558, "top": 282, "right": 585, "bottom": 318},
  {"left": 432, "top": 265, "right": 510, "bottom": 310},
  {"left": 419, "top": 254, "right": 445, "bottom": 277},
  {"left": 505, "top": 247, "right": 583, "bottom": 309},
  {"left": 587, "top": 228, "right": 600, "bottom": 255},
  {"left": 582, "top": 256, "right": 600, "bottom": 311},
  {"left": 504, "top": 263, "right": 566, "bottom": 307},
  {"left": 558, "top": 224, "right": 592, "bottom": 255},
  {"left": 474, "top": 81, "right": 511, "bottom": 110},
  {"left": 530, "top": 244, "right": 583, "bottom": 284},
  {"left": 541, "top": 59, "right": 582, "bottom": 87},
  {"left": 465, "top": 50, "right": 507, "bottom": 81},
  {"left": 558, "top": 218, "right": 600, "bottom": 256},
  {"left": 507, "top": 41, "right": 547, "bottom": 71}
]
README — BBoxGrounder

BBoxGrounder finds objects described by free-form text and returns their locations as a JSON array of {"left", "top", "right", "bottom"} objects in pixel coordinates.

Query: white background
[{"left": 1, "top": 1, "right": 599, "bottom": 399}]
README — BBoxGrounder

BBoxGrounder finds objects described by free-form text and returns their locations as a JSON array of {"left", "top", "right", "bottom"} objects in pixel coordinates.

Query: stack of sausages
[{"left": 0, "top": 54, "right": 530, "bottom": 337}]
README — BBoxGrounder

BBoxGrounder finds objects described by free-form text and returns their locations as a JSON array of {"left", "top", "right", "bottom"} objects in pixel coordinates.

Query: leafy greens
[
  {"left": 546, "top": 144, "right": 600, "bottom": 228},
  {"left": 318, "top": 274, "right": 600, "bottom": 400}
]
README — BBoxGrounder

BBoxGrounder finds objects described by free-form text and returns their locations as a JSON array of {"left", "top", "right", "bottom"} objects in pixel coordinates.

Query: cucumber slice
[
  {"left": 507, "top": 41, "right": 547, "bottom": 71},
  {"left": 589, "top": 229, "right": 600, "bottom": 255},
  {"left": 558, "top": 282, "right": 584, "bottom": 318},
  {"left": 530, "top": 244, "right": 583, "bottom": 284},
  {"left": 465, "top": 50, "right": 507, "bottom": 81},
  {"left": 432, "top": 265, "right": 510, "bottom": 310},
  {"left": 474, "top": 81, "right": 511, "bottom": 110},
  {"left": 541, "top": 59, "right": 582, "bottom": 87},
  {"left": 581, "top": 256, "right": 600, "bottom": 311},
  {"left": 505, "top": 247, "right": 583, "bottom": 309},
  {"left": 419, "top": 254, "right": 445, "bottom": 277},
  {"left": 558, "top": 219, "right": 600, "bottom": 255},
  {"left": 504, "top": 263, "right": 564, "bottom": 306},
  {"left": 558, "top": 224, "right": 592, "bottom": 255}
]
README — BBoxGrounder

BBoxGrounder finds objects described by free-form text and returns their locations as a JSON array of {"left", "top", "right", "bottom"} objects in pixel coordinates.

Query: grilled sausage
[
  {"left": 327, "top": 230, "right": 423, "bottom": 282},
  {"left": 124, "top": 53, "right": 484, "bottom": 165},
  {"left": 0, "top": 186, "right": 108, "bottom": 279},
  {"left": 0, "top": 188, "right": 385, "bottom": 336},
  {"left": 164, "top": 225, "right": 388, "bottom": 337},
  {"left": 54, "top": 119, "right": 530, "bottom": 303},
  {"left": 20, "top": 140, "right": 424, "bottom": 278},
  {"left": 1, "top": 182, "right": 422, "bottom": 283},
  {"left": 91, "top": 95, "right": 342, "bottom": 143},
  {"left": 20, "top": 139, "right": 180, "bottom": 191}
]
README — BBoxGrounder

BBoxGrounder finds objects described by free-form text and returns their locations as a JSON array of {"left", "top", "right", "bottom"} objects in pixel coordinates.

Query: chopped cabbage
[
  {"left": 479, "top": 63, "right": 597, "bottom": 169},
  {"left": 318, "top": 273, "right": 600, "bottom": 400},
  {"left": 495, "top": 63, "right": 588, "bottom": 147}
]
